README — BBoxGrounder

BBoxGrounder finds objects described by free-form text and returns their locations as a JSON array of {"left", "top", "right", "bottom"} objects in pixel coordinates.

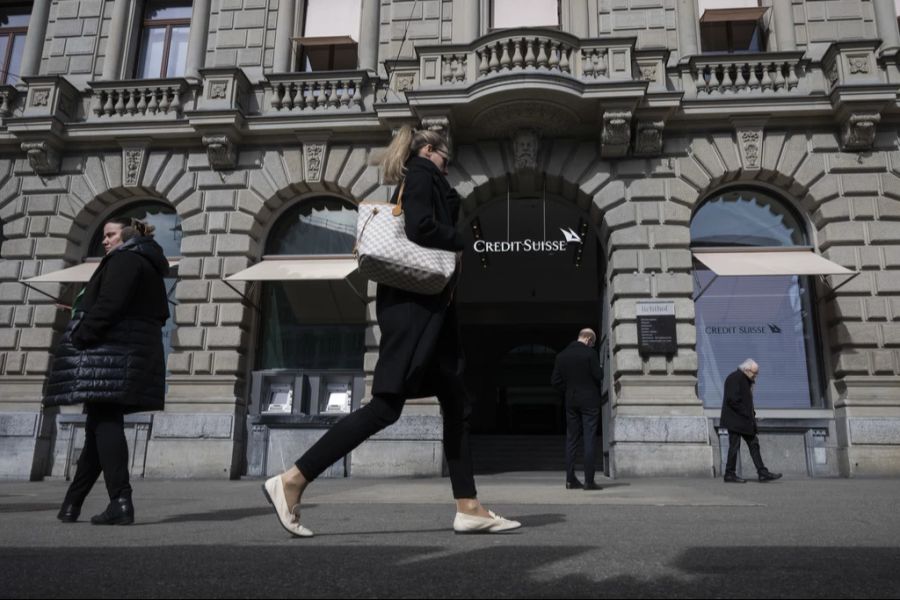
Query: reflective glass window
[
  {"left": 258, "top": 197, "right": 364, "bottom": 371},
  {"left": 692, "top": 189, "right": 823, "bottom": 409}
]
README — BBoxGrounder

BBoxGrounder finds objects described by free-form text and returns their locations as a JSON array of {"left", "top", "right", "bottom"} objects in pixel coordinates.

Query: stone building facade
[{"left": 2, "top": 0, "right": 900, "bottom": 481}]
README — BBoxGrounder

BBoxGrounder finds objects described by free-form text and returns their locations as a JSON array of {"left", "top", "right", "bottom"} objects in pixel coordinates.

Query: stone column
[
  {"left": 453, "top": 0, "right": 481, "bottom": 43},
  {"left": 358, "top": 0, "right": 381, "bottom": 72},
  {"left": 273, "top": 0, "right": 297, "bottom": 73},
  {"left": 103, "top": 0, "right": 134, "bottom": 80},
  {"left": 677, "top": 0, "right": 700, "bottom": 61},
  {"left": 185, "top": 0, "right": 212, "bottom": 80},
  {"left": 18, "top": 0, "right": 51, "bottom": 80},
  {"left": 873, "top": 0, "right": 900, "bottom": 53},
  {"left": 772, "top": 0, "right": 797, "bottom": 51}
]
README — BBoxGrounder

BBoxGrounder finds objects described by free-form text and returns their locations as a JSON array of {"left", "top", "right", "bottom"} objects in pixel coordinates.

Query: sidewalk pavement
[{"left": 1, "top": 473, "right": 899, "bottom": 598}]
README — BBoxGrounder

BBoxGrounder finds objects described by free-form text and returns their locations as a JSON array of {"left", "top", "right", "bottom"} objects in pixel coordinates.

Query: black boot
[
  {"left": 90, "top": 496, "right": 134, "bottom": 525},
  {"left": 57, "top": 503, "right": 81, "bottom": 523}
]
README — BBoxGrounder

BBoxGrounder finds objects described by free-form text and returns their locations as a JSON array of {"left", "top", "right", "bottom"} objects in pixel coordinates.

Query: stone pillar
[
  {"left": 185, "top": 0, "right": 212, "bottom": 80},
  {"left": 453, "top": 0, "right": 481, "bottom": 43},
  {"left": 358, "top": 0, "right": 381, "bottom": 72},
  {"left": 873, "top": 0, "right": 900, "bottom": 53},
  {"left": 772, "top": 0, "right": 797, "bottom": 52},
  {"left": 677, "top": 0, "right": 700, "bottom": 61},
  {"left": 18, "top": 0, "right": 51, "bottom": 80},
  {"left": 103, "top": 0, "right": 134, "bottom": 80},
  {"left": 273, "top": 0, "right": 297, "bottom": 73}
]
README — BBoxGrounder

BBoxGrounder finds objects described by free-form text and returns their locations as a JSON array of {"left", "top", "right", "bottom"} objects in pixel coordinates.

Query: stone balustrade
[
  {"left": 265, "top": 73, "right": 367, "bottom": 112},
  {"left": 414, "top": 31, "right": 635, "bottom": 88},
  {"left": 89, "top": 80, "right": 188, "bottom": 118},
  {"left": 689, "top": 53, "right": 806, "bottom": 96},
  {"left": 475, "top": 34, "right": 578, "bottom": 77}
]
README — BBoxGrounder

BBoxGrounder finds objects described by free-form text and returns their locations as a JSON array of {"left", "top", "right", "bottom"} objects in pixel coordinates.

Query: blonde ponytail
[{"left": 381, "top": 125, "right": 450, "bottom": 184}]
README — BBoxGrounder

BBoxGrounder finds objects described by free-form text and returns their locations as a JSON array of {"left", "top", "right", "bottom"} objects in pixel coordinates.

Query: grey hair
[{"left": 739, "top": 358, "right": 758, "bottom": 372}]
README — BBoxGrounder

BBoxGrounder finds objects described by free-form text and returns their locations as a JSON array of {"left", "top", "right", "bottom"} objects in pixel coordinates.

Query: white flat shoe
[
  {"left": 453, "top": 510, "right": 522, "bottom": 534},
  {"left": 262, "top": 475, "right": 313, "bottom": 538}
]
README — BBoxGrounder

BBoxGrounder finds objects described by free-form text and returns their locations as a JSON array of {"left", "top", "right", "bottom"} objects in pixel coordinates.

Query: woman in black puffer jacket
[{"left": 44, "top": 217, "right": 170, "bottom": 525}]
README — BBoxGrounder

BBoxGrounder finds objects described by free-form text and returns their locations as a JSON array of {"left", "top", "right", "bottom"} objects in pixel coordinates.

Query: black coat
[
  {"left": 43, "top": 237, "right": 170, "bottom": 413},
  {"left": 372, "top": 156, "right": 466, "bottom": 398},
  {"left": 551, "top": 341, "right": 603, "bottom": 409},
  {"left": 720, "top": 369, "right": 757, "bottom": 435}
]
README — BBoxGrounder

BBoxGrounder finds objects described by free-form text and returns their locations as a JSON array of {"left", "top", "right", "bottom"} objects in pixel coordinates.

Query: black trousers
[
  {"left": 63, "top": 404, "right": 132, "bottom": 506},
  {"left": 725, "top": 430, "right": 767, "bottom": 476},
  {"left": 565, "top": 405, "right": 599, "bottom": 484},
  {"left": 296, "top": 375, "right": 477, "bottom": 499}
]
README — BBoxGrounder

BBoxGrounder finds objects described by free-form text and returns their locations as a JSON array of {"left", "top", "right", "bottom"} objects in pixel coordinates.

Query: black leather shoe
[
  {"left": 723, "top": 474, "right": 747, "bottom": 483},
  {"left": 758, "top": 471, "right": 783, "bottom": 482},
  {"left": 583, "top": 482, "right": 602, "bottom": 491},
  {"left": 565, "top": 479, "right": 584, "bottom": 490},
  {"left": 91, "top": 496, "right": 134, "bottom": 525},
  {"left": 57, "top": 503, "right": 81, "bottom": 523}
]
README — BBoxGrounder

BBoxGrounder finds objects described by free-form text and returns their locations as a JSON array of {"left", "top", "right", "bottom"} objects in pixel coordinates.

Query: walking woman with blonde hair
[
  {"left": 45, "top": 217, "right": 170, "bottom": 525},
  {"left": 261, "top": 126, "right": 521, "bottom": 537}
]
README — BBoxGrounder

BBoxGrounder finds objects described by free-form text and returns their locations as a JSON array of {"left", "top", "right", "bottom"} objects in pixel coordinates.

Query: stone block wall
[
  {"left": 795, "top": 0, "right": 877, "bottom": 54},
  {"left": 41, "top": 0, "right": 110, "bottom": 87},
  {"left": 600, "top": 0, "right": 677, "bottom": 50},
  {"left": 214, "top": 0, "right": 277, "bottom": 77}
]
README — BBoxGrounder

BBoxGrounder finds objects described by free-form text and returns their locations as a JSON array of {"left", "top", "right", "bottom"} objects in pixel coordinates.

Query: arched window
[
  {"left": 692, "top": 188, "right": 823, "bottom": 409},
  {"left": 89, "top": 202, "right": 181, "bottom": 367},
  {"left": 257, "top": 196, "right": 364, "bottom": 370}
]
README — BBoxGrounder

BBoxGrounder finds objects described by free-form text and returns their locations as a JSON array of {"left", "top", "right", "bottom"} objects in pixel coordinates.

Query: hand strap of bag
[
  {"left": 391, "top": 181, "right": 405, "bottom": 217},
  {"left": 354, "top": 181, "right": 406, "bottom": 256}
]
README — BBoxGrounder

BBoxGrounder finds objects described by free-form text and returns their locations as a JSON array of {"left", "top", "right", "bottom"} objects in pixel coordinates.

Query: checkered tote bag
[{"left": 355, "top": 182, "right": 457, "bottom": 295}]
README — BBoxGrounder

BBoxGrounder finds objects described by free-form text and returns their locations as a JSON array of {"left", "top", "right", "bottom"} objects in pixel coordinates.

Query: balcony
[
  {"left": 88, "top": 79, "right": 191, "bottom": 120},
  {"left": 687, "top": 52, "right": 808, "bottom": 97},
  {"left": 263, "top": 71, "right": 369, "bottom": 113},
  {"left": 412, "top": 29, "right": 637, "bottom": 90}
]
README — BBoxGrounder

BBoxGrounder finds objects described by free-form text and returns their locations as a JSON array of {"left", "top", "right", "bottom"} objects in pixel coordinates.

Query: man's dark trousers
[
  {"left": 725, "top": 430, "right": 766, "bottom": 476},
  {"left": 566, "top": 406, "right": 599, "bottom": 484}
]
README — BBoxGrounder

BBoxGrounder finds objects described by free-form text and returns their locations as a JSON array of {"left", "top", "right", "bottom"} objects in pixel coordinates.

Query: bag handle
[{"left": 391, "top": 181, "right": 405, "bottom": 217}]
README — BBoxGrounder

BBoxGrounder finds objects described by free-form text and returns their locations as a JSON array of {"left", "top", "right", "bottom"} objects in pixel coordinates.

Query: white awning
[
  {"left": 692, "top": 248, "right": 853, "bottom": 277},
  {"left": 225, "top": 256, "right": 359, "bottom": 282},
  {"left": 23, "top": 259, "right": 181, "bottom": 283}
]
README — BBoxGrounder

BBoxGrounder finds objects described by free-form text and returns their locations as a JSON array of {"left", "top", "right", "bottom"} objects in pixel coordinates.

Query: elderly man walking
[{"left": 721, "top": 359, "right": 782, "bottom": 483}]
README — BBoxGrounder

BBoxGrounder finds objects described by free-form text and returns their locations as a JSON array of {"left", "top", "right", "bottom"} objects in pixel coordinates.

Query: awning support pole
[
  {"left": 692, "top": 273, "right": 719, "bottom": 302},
  {"left": 19, "top": 282, "right": 67, "bottom": 307},
  {"left": 820, "top": 271, "right": 861, "bottom": 302},
  {"left": 223, "top": 280, "right": 261, "bottom": 314}
]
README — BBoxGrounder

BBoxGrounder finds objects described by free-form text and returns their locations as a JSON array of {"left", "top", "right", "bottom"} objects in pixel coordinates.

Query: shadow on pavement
[{"left": 2, "top": 545, "right": 898, "bottom": 598}]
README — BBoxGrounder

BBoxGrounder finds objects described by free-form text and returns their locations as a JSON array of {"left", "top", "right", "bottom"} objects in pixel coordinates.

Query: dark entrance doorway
[{"left": 456, "top": 194, "right": 605, "bottom": 473}]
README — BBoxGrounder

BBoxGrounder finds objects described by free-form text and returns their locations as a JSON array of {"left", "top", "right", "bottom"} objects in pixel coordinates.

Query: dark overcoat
[
  {"left": 720, "top": 369, "right": 757, "bottom": 435},
  {"left": 43, "top": 237, "right": 170, "bottom": 413},
  {"left": 551, "top": 341, "right": 603, "bottom": 409},
  {"left": 372, "top": 155, "right": 466, "bottom": 398}
]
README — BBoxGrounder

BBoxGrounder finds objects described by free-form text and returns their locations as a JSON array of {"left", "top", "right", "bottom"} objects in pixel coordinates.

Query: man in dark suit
[
  {"left": 721, "top": 359, "right": 782, "bottom": 483},
  {"left": 552, "top": 328, "right": 603, "bottom": 490}
]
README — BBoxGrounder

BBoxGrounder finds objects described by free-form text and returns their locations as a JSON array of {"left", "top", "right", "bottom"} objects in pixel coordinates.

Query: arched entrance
[{"left": 455, "top": 191, "right": 606, "bottom": 473}]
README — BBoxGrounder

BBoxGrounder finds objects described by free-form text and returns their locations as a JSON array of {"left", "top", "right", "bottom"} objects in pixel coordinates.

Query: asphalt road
[{"left": 1, "top": 474, "right": 898, "bottom": 598}]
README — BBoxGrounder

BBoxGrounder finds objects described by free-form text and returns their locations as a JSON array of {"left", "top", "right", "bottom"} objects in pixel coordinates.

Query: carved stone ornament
[
  {"left": 511, "top": 128, "right": 540, "bottom": 170},
  {"left": 848, "top": 56, "right": 869, "bottom": 75},
  {"left": 737, "top": 128, "right": 763, "bottom": 170},
  {"left": 841, "top": 112, "right": 880, "bottom": 151},
  {"left": 209, "top": 80, "right": 229, "bottom": 99},
  {"left": 303, "top": 142, "right": 327, "bottom": 183},
  {"left": 394, "top": 73, "right": 416, "bottom": 92},
  {"left": 21, "top": 141, "right": 60, "bottom": 174},
  {"left": 634, "top": 121, "right": 664, "bottom": 156},
  {"left": 0, "top": 88, "right": 16, "bottom": 117},
  {"left": 122, "top": 146, "right": 148, "bottom": 187},
  {"left": 639, "top": 65, "right": 657, "bottom": 81},
  {"left": 601, "top": 111, "right": 632, "bottom": 157},
  {"left": 31, "top": 88, "right": 50, "bottom": 107},
  {"left": 202, "top": 135, "right": 237, "bottom": 170},
  {"left": 827, "top": 60, "right": 839, "bottom": 87}
]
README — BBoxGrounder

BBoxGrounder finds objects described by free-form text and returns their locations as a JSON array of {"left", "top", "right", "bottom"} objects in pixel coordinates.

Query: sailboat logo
[{"left": 560, "top": 228, "right": 582, "bottom": 244}]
